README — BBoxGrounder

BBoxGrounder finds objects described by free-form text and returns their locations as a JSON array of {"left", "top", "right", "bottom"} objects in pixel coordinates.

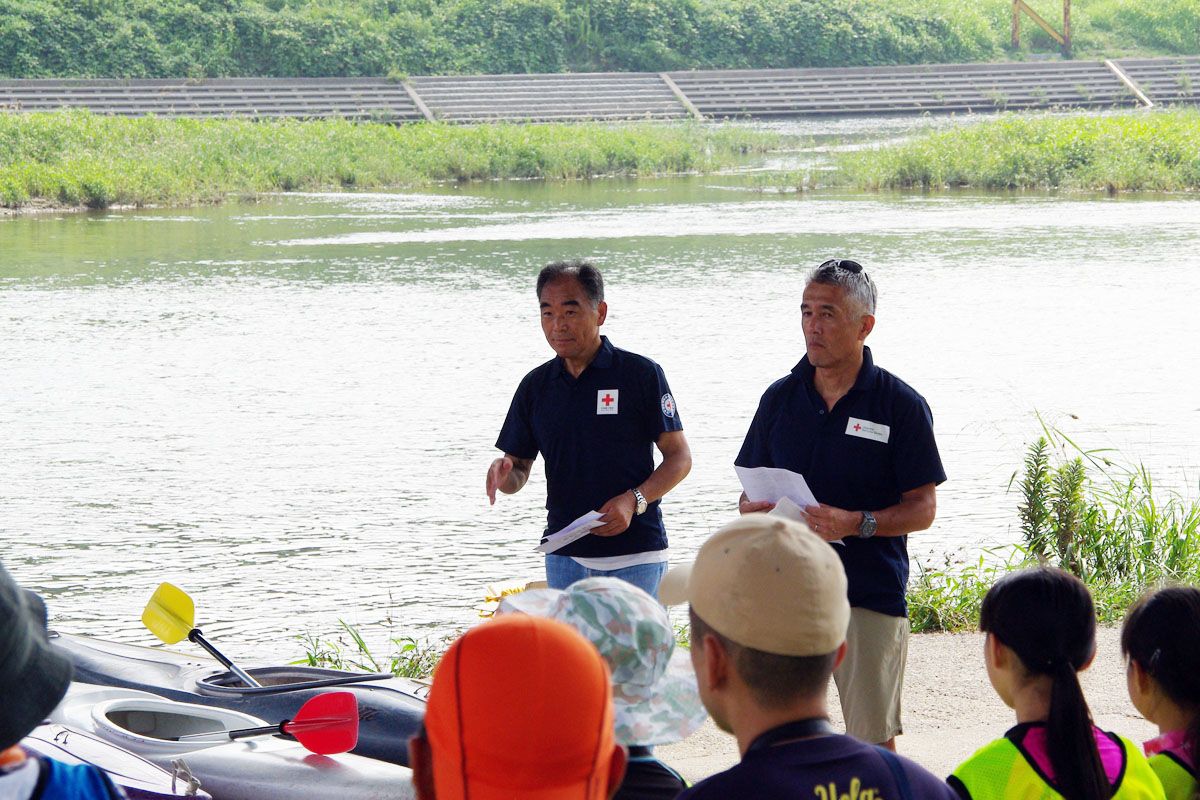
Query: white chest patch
[
  {"left": 846, "top": 417, "right": 890, "bottom": 443},
  {"left": 597, "top": 389, "right": 619, "bottom": 415}
]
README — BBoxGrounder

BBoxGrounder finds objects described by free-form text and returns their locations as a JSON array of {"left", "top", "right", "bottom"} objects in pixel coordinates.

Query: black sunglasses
[{"left": 818, "top": 258, "right": 864, "bottom": 273}]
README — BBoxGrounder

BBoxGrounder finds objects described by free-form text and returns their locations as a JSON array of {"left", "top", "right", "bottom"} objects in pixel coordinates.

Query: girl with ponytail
[
  {"left": 948, "top": 568, "right": 1164, "bottom": 800},
  {"left": 1122, "top": 587, "right": 1200, "bottom": 800}
]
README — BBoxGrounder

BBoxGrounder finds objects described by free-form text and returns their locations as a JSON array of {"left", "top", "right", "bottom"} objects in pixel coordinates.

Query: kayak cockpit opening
[
  {"left": 105, "top": 710, "right": 226, "bottom": 741},
  {"left": 198, "top": 666, "right": 393, "bottom": 695}
]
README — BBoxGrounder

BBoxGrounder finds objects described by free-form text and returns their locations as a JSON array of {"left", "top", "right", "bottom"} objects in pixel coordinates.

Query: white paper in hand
[
  {"left": 735, "top": 465, "right": 819, "bottom": 509},
  {"left": 769, "top": 497, "right": 844, "bottom": 546},
  {"left": 535, "top": 510, "right": 605, "bottom": 554}
]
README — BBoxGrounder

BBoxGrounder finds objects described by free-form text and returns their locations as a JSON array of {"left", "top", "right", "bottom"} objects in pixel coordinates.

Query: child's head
[
  {"left": 980, "top": 566, "right": 1097, "bottom": 682},
  {"left": 980, "top": 568, "right": 1108, "bottom": 800},
  {"left": 1121, "top": 587, "right": 1200, "bottom": 748}
]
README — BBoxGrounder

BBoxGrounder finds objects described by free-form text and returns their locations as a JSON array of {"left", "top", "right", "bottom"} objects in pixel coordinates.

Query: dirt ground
[{"left": 657, "top": 626, "right": 1155, "bottom": 784}]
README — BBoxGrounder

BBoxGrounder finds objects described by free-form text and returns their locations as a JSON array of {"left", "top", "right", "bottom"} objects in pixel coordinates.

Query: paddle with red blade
[{"left": 179, "top": 692, "right": 360, "bottom": 755}]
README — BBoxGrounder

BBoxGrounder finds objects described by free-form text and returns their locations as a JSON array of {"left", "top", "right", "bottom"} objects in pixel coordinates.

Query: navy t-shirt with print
[
  {"left": 496, "top": 336, "right": 682, "bottom": 558},
  {"left": 678, "top": 732, "right": 959, "bottom": 800},
  {"left": 735, "top": 346, "right": 946, "bottom": 617}
]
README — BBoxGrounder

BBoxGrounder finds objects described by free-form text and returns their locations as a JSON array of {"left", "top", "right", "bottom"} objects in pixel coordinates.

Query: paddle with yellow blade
[
  {"left": 178, "top": 691, "right": 359, "bottom": 755},
  {"left": 142, "top": 582, "right": 263, "bottom": 689}
]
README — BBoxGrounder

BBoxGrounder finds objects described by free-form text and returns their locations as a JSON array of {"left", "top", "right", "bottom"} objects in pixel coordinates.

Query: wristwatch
[
  {"left": 632, "top": 488, "right": 648, "bottom": 515},
  {"left": 858, "top": 511, "right": 877, "bottom": 539}
]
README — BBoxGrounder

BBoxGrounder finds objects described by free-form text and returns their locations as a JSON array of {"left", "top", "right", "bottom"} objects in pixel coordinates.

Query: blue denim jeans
[{"left": 544, "top": 554, "right": 667, "bottom": 599}]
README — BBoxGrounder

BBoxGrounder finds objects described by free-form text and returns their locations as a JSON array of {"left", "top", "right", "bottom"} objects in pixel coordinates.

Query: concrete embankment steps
[
  {"left": 1, "top": 58, "right": 1198, "bottom": 122},
  {"left": 409, "top": 73, "right": 688, "bottom": 122},
  {"left": 1113, "top": 57, "right": 1200, "bottom": 106},
  {"left": 0, "top": 78, "right": 426, "bottom": 122},
  {"left": 665, "top": 61, "right": 1141, "bottom": 117}
]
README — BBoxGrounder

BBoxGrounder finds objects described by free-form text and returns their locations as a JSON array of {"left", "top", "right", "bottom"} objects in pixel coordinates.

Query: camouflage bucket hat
[{"left": 497, "top": 576, "right": 706, "bottom": 747}]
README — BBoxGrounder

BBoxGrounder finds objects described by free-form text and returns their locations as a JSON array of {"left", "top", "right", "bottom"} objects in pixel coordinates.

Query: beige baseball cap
[{"left": 659, "top": 515, "right": 850, "bottom": 657}]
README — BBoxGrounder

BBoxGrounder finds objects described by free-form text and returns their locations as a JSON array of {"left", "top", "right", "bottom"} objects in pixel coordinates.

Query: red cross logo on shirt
[
  {"left": 602, "top": 394, "right": 615, "bottom": 407},
  {"left": 854, "top": 424, "right": 862, "bottom": 431}
]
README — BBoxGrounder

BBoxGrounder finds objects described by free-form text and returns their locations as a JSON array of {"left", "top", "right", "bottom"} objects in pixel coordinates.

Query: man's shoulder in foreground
[{"left": 678, "top": 733, "right": 957, "bottom": 800}]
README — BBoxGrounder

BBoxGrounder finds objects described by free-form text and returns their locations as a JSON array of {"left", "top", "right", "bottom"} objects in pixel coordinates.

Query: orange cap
[{"left": 424, "top": 614, "right": 617, "bottom": 800}]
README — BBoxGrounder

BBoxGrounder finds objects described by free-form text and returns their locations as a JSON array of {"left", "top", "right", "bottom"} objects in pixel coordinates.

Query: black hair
[
  {"left": 689, "top": 607, "right": 837, "bottom": 708},
  {"left": 536, "top": 260, "right": 604, "bottom": 307},
  {"left": 1121, "top": 587, "right": 1200, "bottom": 765},
  {"left": 980, "top": 568, "right": 1111, "bottom": 800}
]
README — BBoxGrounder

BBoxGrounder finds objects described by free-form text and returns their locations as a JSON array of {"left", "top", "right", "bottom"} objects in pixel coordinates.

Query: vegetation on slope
[{"left": 0, "top": 0, "right": 1195, "bottom": 79}]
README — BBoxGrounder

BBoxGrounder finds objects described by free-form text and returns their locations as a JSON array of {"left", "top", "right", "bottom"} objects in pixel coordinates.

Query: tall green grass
[
  {"left": 0, "top": 111, "right": 781, "bottom": 208},
  {"left": 836, "top": 109, "right": 1200, "bottom": 191},
  {"left": 911, "top": 429, "right": 1200, "bottom": 632},
  {"left": 295, "top": 620, "right": 448, "bottom": 679}
]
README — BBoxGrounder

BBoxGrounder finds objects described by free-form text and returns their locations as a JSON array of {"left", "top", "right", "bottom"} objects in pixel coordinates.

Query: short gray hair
[{"left": 806, "top": 259, "right": 877, "bottom": 316}]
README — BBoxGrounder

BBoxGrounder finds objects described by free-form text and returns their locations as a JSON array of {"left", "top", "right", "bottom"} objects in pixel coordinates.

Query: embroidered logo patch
[
  {"left": 846, "top": 417, "right": 890, "bottom": 443},
  {"left": 660, "top": 393, "right": 676, "bottom": 418},
  {"left": 597, "top": 390, "right": 619, "bottom": 415}
]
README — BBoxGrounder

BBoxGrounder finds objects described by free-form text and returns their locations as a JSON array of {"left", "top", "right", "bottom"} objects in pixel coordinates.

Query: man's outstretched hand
[{"left": 486, "top": 457, "right": 513, "bottom": 505}]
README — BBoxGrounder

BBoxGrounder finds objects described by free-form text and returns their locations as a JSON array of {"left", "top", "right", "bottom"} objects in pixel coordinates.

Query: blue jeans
[{"left": 544, "top": 555, "right": 667, "bottom": 599}]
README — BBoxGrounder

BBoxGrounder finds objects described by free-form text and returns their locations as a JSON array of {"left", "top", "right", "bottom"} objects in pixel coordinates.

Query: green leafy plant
[{"left": 295, "top": 620, "right": 448, "bottom": 679}]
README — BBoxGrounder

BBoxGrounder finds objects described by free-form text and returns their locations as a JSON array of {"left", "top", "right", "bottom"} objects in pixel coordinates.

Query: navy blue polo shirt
[
  {"left": 735, "top": 346, "right": 945, "bottom": 617},
  {"left": 496, "top": 336, "right": 683, "bottom": 558},
  {"left": 678, "top": 732, "right": 959, "bottom": 800}
]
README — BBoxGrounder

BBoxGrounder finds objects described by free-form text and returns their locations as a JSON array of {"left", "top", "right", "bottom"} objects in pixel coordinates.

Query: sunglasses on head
[{"left": 818, "top": 258, "right": 864, "bottom": 273}]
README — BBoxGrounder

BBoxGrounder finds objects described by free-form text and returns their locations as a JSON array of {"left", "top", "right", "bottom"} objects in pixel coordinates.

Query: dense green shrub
[{"left": 0, "top": 0, "right": 1192, "bottom": 78}]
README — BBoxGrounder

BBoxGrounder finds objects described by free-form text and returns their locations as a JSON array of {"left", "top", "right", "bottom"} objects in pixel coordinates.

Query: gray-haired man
[{"left": 734, "top": 258, "right": 946, "bottom": 750}]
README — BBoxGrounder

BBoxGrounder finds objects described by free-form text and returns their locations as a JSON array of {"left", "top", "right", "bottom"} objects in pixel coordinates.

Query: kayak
[
  {"left": 23, "top": 723, "right": 212, "bottom": 800},
  {"left": 51, "top": 632, "right": 427, "bottom": 767},
  {"left": 50, "top": 683, "right": 415, "bottom": 800}
]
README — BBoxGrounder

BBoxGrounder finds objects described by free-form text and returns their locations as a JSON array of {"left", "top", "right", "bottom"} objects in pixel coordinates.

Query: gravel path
[{"left": 657, "top": 626, "right": 1155, "bottom": 784}]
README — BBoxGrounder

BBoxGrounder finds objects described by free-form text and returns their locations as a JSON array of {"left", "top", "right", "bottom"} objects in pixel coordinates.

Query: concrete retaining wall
[{"left": 2, "top": 57, "right": 1198, "bottom": 122}]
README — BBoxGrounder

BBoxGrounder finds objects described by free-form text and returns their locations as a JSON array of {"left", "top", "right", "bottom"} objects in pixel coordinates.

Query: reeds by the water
[
  {"left": 911, "top": 430, "right": 1200, "bottom": 633},
  {"left": 836, "top": 109, "right": 1200, "bottom": 192},
  {"left": 0, "top": 111, "right": 781, "bottom": 209}
]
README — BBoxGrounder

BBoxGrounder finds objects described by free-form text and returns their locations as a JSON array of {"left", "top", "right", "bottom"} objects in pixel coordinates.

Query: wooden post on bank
[{"left": 1012, "top": 0, "right": 1071, "bottom": 56}]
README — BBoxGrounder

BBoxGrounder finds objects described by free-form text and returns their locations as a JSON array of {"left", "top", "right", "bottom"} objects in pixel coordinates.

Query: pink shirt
[
  {"left": 1016, "top": 724, "right": 1125, "bottom": 784},
  {"left": 1143, "top": 730, "right": 1196, "bottom": 770}
]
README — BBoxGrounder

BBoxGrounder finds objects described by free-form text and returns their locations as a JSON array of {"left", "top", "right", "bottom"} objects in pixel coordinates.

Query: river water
[{"left": 3, "top": 129, "right": 1200, "bottom": 662}]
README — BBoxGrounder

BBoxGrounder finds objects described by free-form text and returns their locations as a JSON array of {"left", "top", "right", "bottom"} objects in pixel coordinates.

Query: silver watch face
[
  {"left": 634, "top": 490, "right": 648, "bottom": 515},
  {"left": 859, "top": 512, "right": 877, "bottom": 538}
]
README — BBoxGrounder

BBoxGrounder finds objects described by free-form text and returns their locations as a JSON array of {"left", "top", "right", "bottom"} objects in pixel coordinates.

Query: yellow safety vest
[
  {"left": 1148, "top": 751, "right": 1197, "bottom": 800},
  {"left": 951, "top": 732, "right": 1166, "bottom": 800}
]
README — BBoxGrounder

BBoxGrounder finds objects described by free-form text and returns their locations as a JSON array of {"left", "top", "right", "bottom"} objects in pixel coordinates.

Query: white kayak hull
[
  {"left": 51, "top": 683, "right": 415, "bottom": 800},
  {"left": 22, "top": 723, "right": 212, "bottom": 800}
]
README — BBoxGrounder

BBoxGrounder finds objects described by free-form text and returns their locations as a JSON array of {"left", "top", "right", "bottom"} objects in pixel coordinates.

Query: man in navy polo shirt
[
  {"left": 735, "top": 258, "right": 945, "bottom": 752},
  {"left": 487, "top": 260, "right": 692, "bottom": 597}
]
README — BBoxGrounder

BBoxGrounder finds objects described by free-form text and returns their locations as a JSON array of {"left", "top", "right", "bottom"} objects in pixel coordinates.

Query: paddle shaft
[
  {"left": 189, "top": 629, "right": 264, "bottom": 688},
  {"left": 177, "top": 723, "right": 283, "bottom": 742}
]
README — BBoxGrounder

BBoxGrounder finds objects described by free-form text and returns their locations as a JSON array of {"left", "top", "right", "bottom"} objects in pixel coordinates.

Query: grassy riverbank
[
  {"left": 1, "top": 0, "right": 1195, "bottom": 79},
  {"left": 0, "top": 112, "right": 782, "bottom": 209},
  {"left": 910, "top": 433, "right": 1200, "bottom": 633},
  {"left": 835, "top": 109, "right": 1200, "bottom": 191}
]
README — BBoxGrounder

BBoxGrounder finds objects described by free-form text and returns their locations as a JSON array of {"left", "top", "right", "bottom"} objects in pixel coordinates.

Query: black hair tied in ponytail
[
  {"left": 1122, "top": 587, "right": 1200, "bottom": 771},
  {"left": 980, "top": 567, "right": 1112, "bottom": 800}
]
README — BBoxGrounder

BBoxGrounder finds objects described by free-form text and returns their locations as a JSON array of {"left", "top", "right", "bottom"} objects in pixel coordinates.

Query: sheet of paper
[
  {"left": 535, "top": 510, "right": 605, "bottom": 554},
  {"left": 735, "top": 465, "right": 819, "bottom": 510},
  {"left": 770, "top": 496, "right": 844, "bottom": 546}
]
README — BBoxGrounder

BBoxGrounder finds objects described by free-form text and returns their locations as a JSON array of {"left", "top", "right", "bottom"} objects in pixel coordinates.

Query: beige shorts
[{"left": 832, "top": 606, "right": 908, "bottom": 744}]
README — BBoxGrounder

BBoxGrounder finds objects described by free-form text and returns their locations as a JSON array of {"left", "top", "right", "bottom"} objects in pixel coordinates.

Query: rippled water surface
[{"left": 3, "top": 168, "right": 1199, "bottom": 662}]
